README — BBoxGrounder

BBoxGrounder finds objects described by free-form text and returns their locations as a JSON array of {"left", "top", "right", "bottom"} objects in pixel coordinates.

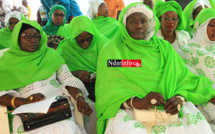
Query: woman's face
[
  {"left": 9, "top": 17, "right": 19, "bottom": 32},
  {"left": 126, "top": 12, "right": 149, "bottom": 40},
  {"left": 19, "top": 28, "right": 41, "bottom": 52},
  {"left": 98, "top": 3, "right": 109, "bottom": 17},
  {"left": 207, "top": 19, "right": 215, "bottom": 41},
  {"left": 160, "top": 11, "right": 179, "bottom": 32},
  {"left": 193, "top": 5, "right": 208, "bottom": 21},
  {"left": 52, "top": 9, "right": 65, "bottom": 26},
  {"left": 143, "top": 0, "right": 154, "bottom": 10},
  {"left": 75, "top": 31, "right": 93, "bottom": 49}
]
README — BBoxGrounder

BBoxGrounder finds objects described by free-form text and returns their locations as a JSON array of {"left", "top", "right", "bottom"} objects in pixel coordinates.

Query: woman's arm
[{"left": 0, "top": 93, "right": 45, "bottom": 108}]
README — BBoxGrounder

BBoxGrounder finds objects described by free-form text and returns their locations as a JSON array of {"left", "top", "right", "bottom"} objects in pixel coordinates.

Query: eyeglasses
[
  {"left": 161, "top": 17, "right": 179, "bottom": 22},
  {"left": 76, "top": 36, "right": 93, "bottom": 44},
  {"left": 53, "top": 13, "right": 65, "bottom": 18},
  {"left": 21, "top": 33, "right": 42, "bottom": 42}
]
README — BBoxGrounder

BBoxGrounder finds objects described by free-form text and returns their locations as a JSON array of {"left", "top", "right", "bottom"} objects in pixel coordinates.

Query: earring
[{"left": 95, "top": 13, "right": 98, "bottom": 17}]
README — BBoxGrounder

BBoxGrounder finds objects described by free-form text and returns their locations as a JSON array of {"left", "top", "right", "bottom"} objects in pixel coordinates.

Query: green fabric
[
  {"left": 154, "top": 1, "right": 186, "bottom": 30},
  {"left": 56, "top": 15, "right": 109, "bottom": 73},
  {"left": 42, "top": 4, "right": 69, "bottom": 37},
  {"left": 193, "top": 8, "right": 215, "bottom": 33},
  {"left": 0, "top": 14, "right": 27, "bottom": 50},
  {"left": 95, "top": 2, "right": 215, "bottom": 134},
  {"left": 0, "top": 20, "right": 64, "bottom": 91},
  {"left": 183, "top": 0, "right": 215, "bottom": 37},
  {"left": 92, "top": 16, "right": 119, "bottom": 40}
]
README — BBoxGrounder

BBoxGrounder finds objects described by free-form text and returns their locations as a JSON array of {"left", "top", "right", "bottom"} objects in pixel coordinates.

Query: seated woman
[
  {"left": 57, "top": 15, "right": 109, "bottom": 102},
  {"left": 183, "top": 0, "right": 214, "bottom": 37},
  {"left": 142, "top": 0, "right": 154, "bottom": 10},
  {"left": 42, "top": 5, "right": 70, "bottom": 49},
  {"left": 0, "top": 20, "right": 92, "bottom": 134},
  {"left": 0, "top": 11, "right": 26, "bottom": 50},
  {"left": 88, "top": 0, "right": 119, "bottom": 40},
  {"left": 95, "top": 3, "right": 215, "bottom": 134},
  {"left": 154, "top": 1, "right": 190, "bottom": 53},
  {"left": 179, "top": 8, "right": 215, "bottom": 126}
]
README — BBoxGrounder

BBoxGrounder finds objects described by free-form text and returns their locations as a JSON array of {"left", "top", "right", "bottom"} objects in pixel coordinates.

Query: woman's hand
[
  {"left": 210, "top": 96, "right": 215, "bottom": 105},
  {"left": 133, "top": 92, "right": 165, "bottom": 109},
  {"left": 77, "top": 97, "right": 93, "bottom": 116},
  {"left": 24, "top": 93, "right": 46, "bottom": 104},
  {"left": 74, "top": 70, "right": 92, "bottom": 83},
  {"left": 163, "top": 96, "right": 181, "bottom": 115}
]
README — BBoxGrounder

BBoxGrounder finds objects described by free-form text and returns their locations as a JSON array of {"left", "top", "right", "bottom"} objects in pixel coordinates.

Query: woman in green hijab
[
  {"left": 183, "top": 0, "right": 215, "bottom": 37},
  {"left": 0, "top": 20, "right": 92, "bottom": 134},
  {"left": 154, "top": 1, "right": 190, "bottom": 53},
  {"left": 42, "top": 5, "right": 70, "bottom": 49},
  {"left": 57, "top": 15, "right": 109, "bottom": 102},
  {"left": 0, "top": 11, "right": 25, "bottom": 50},
  {"left": 88, "top": 0, "right": 119, "bottom": 40},
  {"left": 179, "top": 8, "right": 215, "bottom": 127},
  {"left": 95, "top": 2, "right": 215, "bottom": 134}
]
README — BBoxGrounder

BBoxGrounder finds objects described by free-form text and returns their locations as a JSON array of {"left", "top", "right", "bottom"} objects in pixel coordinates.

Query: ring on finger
[
  {"left": 177, "top": 104, "right": 181, "bottom": 111},
  {"left": 151, "top": 99, "right": 157, "bottom": 105}
]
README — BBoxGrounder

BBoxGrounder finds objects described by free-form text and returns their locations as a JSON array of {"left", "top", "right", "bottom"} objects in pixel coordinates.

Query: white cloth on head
[
  {"left": 87, "top": 0, "right": 105, "bottom": 19},
  {"left": 123, "top": 4, "right": 155, "bottom": 41},
  {"left": 17, "top": 5, "right": 28, "bottom": 19},
  {"left": 192, "top": 18, "right": 215, "bottom": 46},
  {"left": 191, "top": 0, "right": 212, "bottom": 20},
  {"left": 4, "top": 11, "right": 21, "bottom": 25}
]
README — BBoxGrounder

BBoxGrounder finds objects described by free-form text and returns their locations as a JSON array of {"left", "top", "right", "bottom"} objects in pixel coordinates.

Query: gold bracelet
[
  {"left": 11, "top": 97, "right": 17, "bottom": 108},
  {"left": 76, "top": 93, "right": 84, "bottom": 100}
]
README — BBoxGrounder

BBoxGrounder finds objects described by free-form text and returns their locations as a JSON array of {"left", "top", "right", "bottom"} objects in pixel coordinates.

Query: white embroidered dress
[
  {"left": 0, "top": 63, "right": 89, "bottom": 134},
  {"left": 179, "top": 18, "right": 215, "bottom": 125},
  {"left": 156, "top": 30, "right": 191, "bottom": 53}
]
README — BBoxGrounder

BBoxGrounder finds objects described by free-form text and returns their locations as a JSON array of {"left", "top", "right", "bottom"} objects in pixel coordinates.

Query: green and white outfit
[
  {"left": 88, "top": 0, "right": 119, "bottom": 40},
  {"left": 183, "top": 0, "right": 214, "bottom": 37},
  {"left": 42, "top": 5, "right": 70, "bottom": 37},
  {"left": 179, "top": 8, "right": 215, "bottom": 126},
  {"left": 0, "top": 20, "right": 89, "bottom": 134},
  {"left": 95, "top": 3, "right": 215, "bottom": 134},
  {"left": 154, "top": 1, "right": 191, "bottom": 53}
]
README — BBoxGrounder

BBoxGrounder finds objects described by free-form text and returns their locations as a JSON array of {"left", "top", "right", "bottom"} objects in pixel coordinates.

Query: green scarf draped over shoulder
[
  {"left": 183, "top": 0, "right": 215, "bottom": 37},
  {"left": 42, "top": 4, "right": 70, "bottom": 37},
  {"left": 0, "top": 20, "right": 64, "bottom": 91},
  {"left": 0, "top": 14, "right": 27, "bottom": 50},
  {"left": 92, "top": 16, "right": 119, "bottom": 40},
  {"left": 56, "top": 15, "right": 109, "bottom": 74},
  {"left": 95, "top": 2, "right": 215, "bottom": 134},
  {"left": 154, "top": 1, "right": 186, "bottom": 30}
]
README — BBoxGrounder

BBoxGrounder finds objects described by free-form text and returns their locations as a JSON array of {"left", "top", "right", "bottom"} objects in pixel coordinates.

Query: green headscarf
[
  {"left": 0, "top": 12, "right": 27, "bottom": 50},
  {"left": 56, "top": 15, "right": 109, "bottom": 73},
  {"left": 42, "top": 4, "right": 70, "bottom": 37},
  {"left": 183, "top": 0, "right": 215, "bottom": 37},
  {"left": 0, "top": 20, "right": 64, "bottom": 91},
  {"left": 95, "top": 2, "right": 215, "bottom": 134},
  {"left": 193, "top": 8, "right": 215, "bottom": 33},
  {"left": 154, "top": 1, "right": 186, "bottom": 30},
  {"left": 92, "top": 16, "right": 119, "bottom": 40}
]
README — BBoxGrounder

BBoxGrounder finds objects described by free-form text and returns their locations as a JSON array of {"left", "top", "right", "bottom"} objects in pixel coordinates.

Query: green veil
[
  {"left": 183, "top": 0, "right": 215, "bottom": 37},
  {"left": 95, "top": 2, "right": 215, "bottom": 134},
  {"left": 154, "top": 1, "right": 186, "bottom": 30},
  {"left": 56, "top": 15, "right": 109, "bottom": 73},
  {"left": 0, "top": 12, "right": 27, "bottom": 50},
  {"left": 92, "top": 16, "right": 119, "bottom": 40},
  {"left": 0, "top": 20, "right": 64, "bottom": 91},
  {"left": 42, "top": 4, "right": 70, "bottom": 37}
]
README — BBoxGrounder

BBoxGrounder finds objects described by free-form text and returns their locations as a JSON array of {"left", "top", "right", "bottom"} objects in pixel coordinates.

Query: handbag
[
  {"left": 19, "top": 96, "right": 72, "bottom": 131},
  {"left": 133, "top": 108, "right": 179, "bottom": 124}
]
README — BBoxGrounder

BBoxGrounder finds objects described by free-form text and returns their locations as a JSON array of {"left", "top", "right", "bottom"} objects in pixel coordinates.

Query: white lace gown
[
  {"left": 0, "top": 64, "right": 95, "bottom": 134},
  {"left": 105, "top": 102, "right": 214, "bottom": 134},
  {"left": 156, "top": 30, "right": 191, "bottom": 53}
]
